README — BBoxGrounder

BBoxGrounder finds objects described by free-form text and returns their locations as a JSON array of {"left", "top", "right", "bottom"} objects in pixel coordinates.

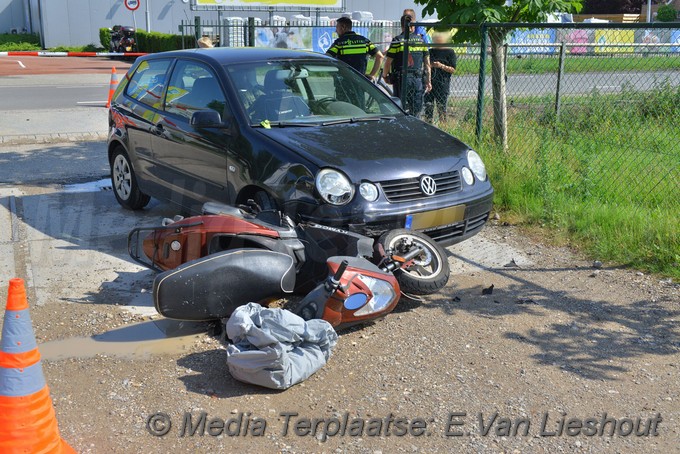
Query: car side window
[
  {"left": 126, "top": 59, "right": 172, "bottom": 110},
  {"left": 165, "top": 60, "right": 227, "bottom": 120}
]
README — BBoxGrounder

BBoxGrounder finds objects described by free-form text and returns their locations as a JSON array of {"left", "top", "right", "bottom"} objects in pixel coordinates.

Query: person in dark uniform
[
  {"left": 326, "top": 16, "right": 384, "bottom": 81},
  {"left": 424, "top": 32, "right": 457, "bottom": 122},
  {"left": 383, "top": 14, "right": 431, "bottom": 117}
]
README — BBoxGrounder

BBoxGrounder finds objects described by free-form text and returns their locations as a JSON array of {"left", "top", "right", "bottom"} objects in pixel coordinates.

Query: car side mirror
[{"left": 191, "top": 110, "right": 225, "bottom": 128}]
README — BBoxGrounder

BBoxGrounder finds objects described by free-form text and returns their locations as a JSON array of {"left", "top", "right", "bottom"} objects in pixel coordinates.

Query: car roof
[{"left": 140, "top": 47, "right": 335, "bottom": 66}]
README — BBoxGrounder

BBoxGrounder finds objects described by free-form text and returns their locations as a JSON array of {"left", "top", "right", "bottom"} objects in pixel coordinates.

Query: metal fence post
[
  {"left": 555, "top": 41, "right": 566, "bottom": 122},
  {"left": 179, "top": 21, "right": 185, "bottom": 50},
  {"left": 194, "top": 16, "right": 201, "bottom": 43},
  {"left": 248, "top": 17, "right": 255, "bottom": 47},
  {"left": 475, "top": 24, "right": 488, "bottom": 141},
  {"left": 401, "top": 20, "right": 410, "bottom": 109}
]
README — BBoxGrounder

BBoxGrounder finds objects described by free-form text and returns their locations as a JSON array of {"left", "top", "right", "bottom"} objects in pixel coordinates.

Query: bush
[
  {"left": 101, "top": 28, "right": 193, "bottom": 53},
  {"left": 0, "top": 32, "right": 40, "bottom": 46},
  {"left": 656, "top": 5, "right": 678, "bottom": 22},
  {"left": 136, "top": 30, "right": 194, "bottom": 52},
  {"left": 100, "top": 28, "right": 111, "bottom": 50}
]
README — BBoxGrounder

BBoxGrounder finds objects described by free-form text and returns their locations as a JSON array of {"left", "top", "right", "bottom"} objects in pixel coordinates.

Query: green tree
[{"left": 414, "top": 0, "right": 583, "bottom": 148}]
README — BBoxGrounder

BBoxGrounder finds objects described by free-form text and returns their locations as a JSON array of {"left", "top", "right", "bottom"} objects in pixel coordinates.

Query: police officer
[
  {"left": 326, "top": 17, "right": 384, "bottom": 81},
  {"left": 383, "top": 14, "right": 432, "bottom": 117}
]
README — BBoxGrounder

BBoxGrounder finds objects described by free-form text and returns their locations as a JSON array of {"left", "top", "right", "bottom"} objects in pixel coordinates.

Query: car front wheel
[{"left": 110, "top": 147, "right": 150, "bottom": 210}]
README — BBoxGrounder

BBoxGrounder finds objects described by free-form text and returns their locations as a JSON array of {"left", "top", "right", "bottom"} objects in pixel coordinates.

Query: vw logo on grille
[{"left": 420, "top": 175, "right": 437, "bottom": 196}]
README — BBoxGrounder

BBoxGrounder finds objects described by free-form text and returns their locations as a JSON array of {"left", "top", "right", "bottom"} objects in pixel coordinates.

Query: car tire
[
  {"left": 377, "top": 229, "right": 450, "bottom": 295},
  {"left": 254, "top": 190, "right": 276, "bottom": 212},
  {"left": 110, "top": 147, "right": 150, "bottom": 210}
]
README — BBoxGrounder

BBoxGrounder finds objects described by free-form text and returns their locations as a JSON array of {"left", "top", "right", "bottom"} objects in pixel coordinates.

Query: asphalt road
[{"left": 0, "top": 76, "right": 110, "bottom": 110}]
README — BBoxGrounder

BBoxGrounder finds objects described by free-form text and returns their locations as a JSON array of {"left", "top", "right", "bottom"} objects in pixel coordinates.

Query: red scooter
[{"left": 129, "top": 202, "right": 450, "bottom": 329}]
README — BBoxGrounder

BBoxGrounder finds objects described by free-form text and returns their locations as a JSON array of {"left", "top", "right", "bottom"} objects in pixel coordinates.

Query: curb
[{"left": 0, "top": 132, "right": 107, "bottom": 146}]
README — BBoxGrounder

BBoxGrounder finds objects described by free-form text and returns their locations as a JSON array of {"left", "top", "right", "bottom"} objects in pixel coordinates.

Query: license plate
[{"left": 408, "top": 205, "right": 466, "bottom": 230}]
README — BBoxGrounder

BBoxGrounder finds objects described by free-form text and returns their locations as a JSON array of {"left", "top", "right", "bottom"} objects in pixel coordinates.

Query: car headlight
[
  {"left": 359, "top": 182, "right": 379, "bottom": 202},
  {"left": 467, "top": 150, "right": 487, "bottom": 182},
  {"left": 315, "top": 168, "right": 354, "bottom": 205},
  {"left": 352, "top": 275, "right": 397, "bottom": 316},
  {"left": 461, "top": 167, "right": 474, "bottom": 186}
]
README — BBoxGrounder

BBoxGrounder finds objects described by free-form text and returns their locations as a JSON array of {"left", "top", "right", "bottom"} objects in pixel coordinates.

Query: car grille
[
  {"left": 423, "top": 211, "right": 490, "bottom": 243},
  {"left": 379, "top": 171, "right": 462, "bottom": 203}
]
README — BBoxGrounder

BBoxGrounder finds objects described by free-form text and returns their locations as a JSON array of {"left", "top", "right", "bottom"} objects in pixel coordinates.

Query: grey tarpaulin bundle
[{"left": 225, "top": 303, "right": 338, "bottom": 389}]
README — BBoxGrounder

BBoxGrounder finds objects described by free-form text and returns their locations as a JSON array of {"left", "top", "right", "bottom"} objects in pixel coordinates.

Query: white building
[{"left": 0, "top": 0, "right": 433, "bottom": 48}]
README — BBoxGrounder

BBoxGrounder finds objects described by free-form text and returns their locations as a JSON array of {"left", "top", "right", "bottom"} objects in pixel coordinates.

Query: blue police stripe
[
  {"left": 0, "top": 361, "right": 46, "bottom": 396},
  {"left": 1, "top": 309, "right": 37, "bottom": 354}
]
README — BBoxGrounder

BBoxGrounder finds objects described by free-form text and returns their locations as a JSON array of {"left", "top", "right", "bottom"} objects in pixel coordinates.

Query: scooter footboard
[{"left": 154, "top": 248, "right": 295, "bottom": 321}]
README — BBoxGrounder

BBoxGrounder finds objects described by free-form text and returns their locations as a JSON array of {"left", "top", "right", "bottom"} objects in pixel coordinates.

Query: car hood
[{"left": 255, "top": 116, "right": 471, "bottom": 182}]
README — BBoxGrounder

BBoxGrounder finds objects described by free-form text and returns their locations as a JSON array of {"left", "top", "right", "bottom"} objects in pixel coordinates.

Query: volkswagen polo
[{"left": 108, "top": 47, "right": 493, "bottom": 245}]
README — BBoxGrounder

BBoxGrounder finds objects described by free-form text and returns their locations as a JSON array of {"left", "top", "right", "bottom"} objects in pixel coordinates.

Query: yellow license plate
[{"left": 409, "top": 205, "right": 466, "bottom": 230}]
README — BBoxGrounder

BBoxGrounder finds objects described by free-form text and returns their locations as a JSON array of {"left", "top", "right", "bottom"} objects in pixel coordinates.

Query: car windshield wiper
[
  {"left": 321, "top": 116, "right": 396, "bottom": 126},
  {"left": 252, "top": 120, "right": 318, "bottom": 128}
]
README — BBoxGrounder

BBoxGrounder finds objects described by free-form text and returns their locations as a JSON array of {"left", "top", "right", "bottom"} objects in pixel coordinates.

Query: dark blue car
[{"left": 108, "top": 47, "right": 493, "bottom": 246}]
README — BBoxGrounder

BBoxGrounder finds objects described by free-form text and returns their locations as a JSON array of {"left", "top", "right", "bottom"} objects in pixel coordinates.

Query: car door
[
  {"left": 121, "top": 58, "right": 173, "bottom": 188},
  {"left": 151, "top": 59, "right": 233, "bottom": 210}
]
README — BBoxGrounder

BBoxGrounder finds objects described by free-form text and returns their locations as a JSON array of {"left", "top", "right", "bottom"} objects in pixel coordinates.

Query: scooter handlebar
[{"left": 331, "top": 260, "right": 349, "bottom": 284}]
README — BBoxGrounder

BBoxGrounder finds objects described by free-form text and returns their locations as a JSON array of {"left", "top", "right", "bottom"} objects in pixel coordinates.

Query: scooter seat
[{"left": 154, "top": 248, "right": 295, "bottom": 321}]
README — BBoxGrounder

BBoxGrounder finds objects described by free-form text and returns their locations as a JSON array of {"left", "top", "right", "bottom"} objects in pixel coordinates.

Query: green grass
[
  {"left": 440, "top": 84, "right": 680, "bottom": 279},
  {"left": 455, "top": 53, "right": 680, "bottom": 76}
]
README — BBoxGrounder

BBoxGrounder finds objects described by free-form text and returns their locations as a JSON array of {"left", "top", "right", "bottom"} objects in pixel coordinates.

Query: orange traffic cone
[
  {"left": 106, "top": 67, "right": 119, "bottom": 109},
  {"left": 0, "top": 278, "right": 76, "bottom": 453}
]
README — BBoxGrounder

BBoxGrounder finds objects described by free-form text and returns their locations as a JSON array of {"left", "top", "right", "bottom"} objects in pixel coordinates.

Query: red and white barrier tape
[{"left": 0, "top": 51, "right": 147, "bottom": 57}]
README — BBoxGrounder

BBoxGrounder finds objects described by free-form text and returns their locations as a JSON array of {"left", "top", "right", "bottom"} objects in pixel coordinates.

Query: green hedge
[
  {"left": 99, "top": 28, "right": 194, "bottom": 53},
  {"left": 0, "top": 33, "right": 41, "bottom": 51},
  {"left": 99, "top": 28, "right": 111, "bottom": 49},
  {"left": 0, "top": 32, "right": 40, "bottom": 45}
]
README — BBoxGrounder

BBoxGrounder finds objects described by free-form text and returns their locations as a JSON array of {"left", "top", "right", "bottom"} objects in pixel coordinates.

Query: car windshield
[{"left": 225, "top": 61, "right": 402, "bottom": 126}]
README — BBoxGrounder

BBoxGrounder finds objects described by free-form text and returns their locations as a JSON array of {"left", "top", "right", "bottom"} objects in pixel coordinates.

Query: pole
[
  {"left": 145, "top": 0, "right": 151, "bottom": 32},
  {"left": 555, "top": 41, "right": 566, "bottom": 122},
  {"left": 475, "top": 24, "right": 488, "bottom": 141},
  {"left": 401, "top": 19, "right": 410, "bottom": 110},
  {"left": 646, "top": 0, "right": 652, "bottom": 22}
]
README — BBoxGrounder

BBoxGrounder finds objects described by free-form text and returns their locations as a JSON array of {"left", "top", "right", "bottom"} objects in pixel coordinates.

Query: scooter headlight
[{"left": 353, "top": 275, "right": 397, "bottom": 316}]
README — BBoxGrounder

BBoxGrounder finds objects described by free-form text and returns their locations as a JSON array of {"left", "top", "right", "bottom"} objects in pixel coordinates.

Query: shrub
[
  {"left": 0, "top": 33, "right": 40, "bottom": 46},
  {"left": 100, "top": 28, "right": 111, "bottom": 50},
  {"left": 656, "top": 5, "right": 678, "bottom": 22}
]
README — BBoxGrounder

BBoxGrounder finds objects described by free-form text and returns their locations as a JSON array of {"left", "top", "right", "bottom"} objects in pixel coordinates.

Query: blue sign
[
  {"left": 312, "top": 27, "right": 371, "bottom": 54},
  {"left": 671, "top": 30, "right": 680, "bottom": 53},
  {"left": 313, "top": 27, "right": 335, "bottom": 53},
  {"left": 510, "top": 28, "right": 556, "bottom": 55}
]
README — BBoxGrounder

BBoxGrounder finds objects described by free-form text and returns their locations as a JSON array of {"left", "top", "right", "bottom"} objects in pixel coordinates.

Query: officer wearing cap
[{"left": 326, "top": 17, "right": 384, "bottom": 82}]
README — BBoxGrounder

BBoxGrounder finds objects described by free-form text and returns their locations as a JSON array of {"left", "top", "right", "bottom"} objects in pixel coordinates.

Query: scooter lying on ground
[{"left": 129, "top": 201, "right": 450, "bottom": 329}]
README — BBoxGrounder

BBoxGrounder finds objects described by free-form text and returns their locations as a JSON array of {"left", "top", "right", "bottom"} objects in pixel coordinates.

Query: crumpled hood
[{"left": 255, "top": 116, "right": 471, "bottom": 182}]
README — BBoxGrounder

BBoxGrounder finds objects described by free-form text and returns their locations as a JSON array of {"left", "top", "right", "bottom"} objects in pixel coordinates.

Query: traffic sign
[{"left": 124, "top": 0, "right": 140, "bottom": 11}]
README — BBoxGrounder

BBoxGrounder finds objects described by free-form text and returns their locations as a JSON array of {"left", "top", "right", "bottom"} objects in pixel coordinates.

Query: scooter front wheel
[{"left": 378, "top": 229, "right": 450, "bottom": 295}]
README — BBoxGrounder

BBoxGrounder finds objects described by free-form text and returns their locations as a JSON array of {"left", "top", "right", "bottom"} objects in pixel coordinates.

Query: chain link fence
[
  {"left": 395, "top": 23, "right": 680, "bottom": 205},
  {"left": 183, "top": 18, "right": 679, "bottom": 271}
]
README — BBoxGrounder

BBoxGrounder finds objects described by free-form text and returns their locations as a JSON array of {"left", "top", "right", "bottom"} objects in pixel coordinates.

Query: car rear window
[{"left": 126, "top": 59, "right": 173, "bottom": 110}]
